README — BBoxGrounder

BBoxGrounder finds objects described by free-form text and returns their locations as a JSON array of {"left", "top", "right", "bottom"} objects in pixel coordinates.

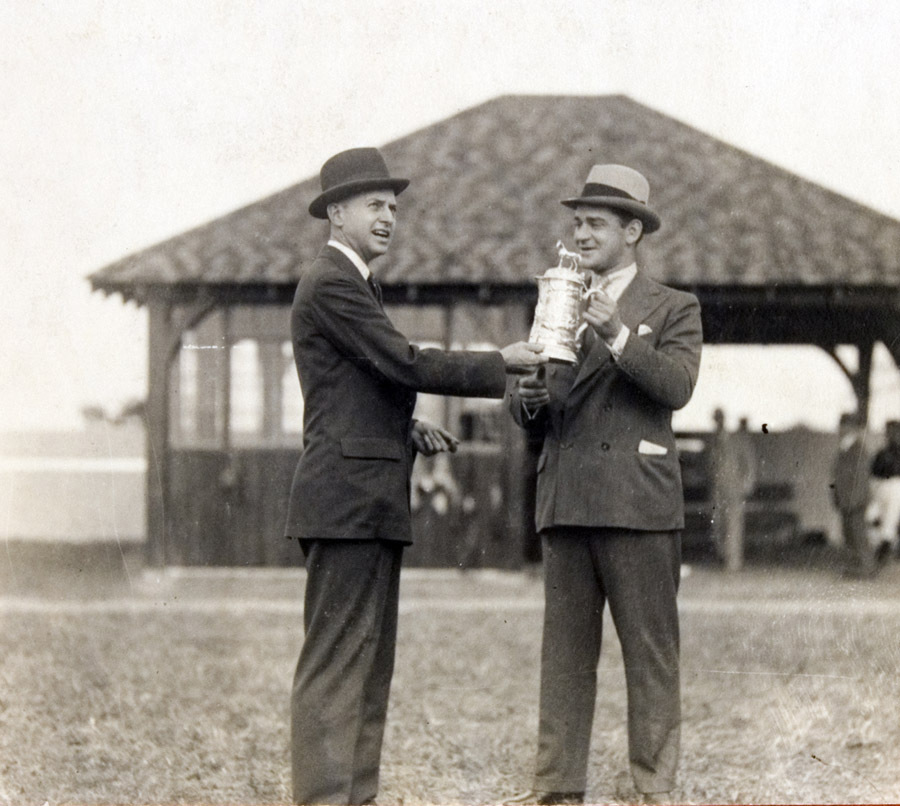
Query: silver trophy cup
[{"left": 529, "top": 242, "right": 587, "bottom": 363}]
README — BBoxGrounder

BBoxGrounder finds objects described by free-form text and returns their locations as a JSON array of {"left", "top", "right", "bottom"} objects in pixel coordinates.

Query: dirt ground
[{"left": 2, "top": 538, "right": 899, "bottom": 805}]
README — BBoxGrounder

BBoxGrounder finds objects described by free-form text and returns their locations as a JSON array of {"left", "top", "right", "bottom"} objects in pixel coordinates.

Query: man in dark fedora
[
  {"left": 285, "top": 146, "right": 545, "bottom": 805},
  {"left": 507, "top": 164, "right": 703, "bottom": 805}
]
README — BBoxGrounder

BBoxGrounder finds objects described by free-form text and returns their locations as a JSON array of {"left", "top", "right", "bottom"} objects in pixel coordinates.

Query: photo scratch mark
[{"left": 811, "top": 753, "right": 879, "bottom": 792}]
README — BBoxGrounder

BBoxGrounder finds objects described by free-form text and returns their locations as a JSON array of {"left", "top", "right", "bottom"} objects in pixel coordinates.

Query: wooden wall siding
[
  {"left": 165, "top": 443, "right": 532, "bottom": 568},
  {"left": 167, "top": 449, "right": 301, "bottom": 566},
  {"left": 405, "top": 392, "right": 531, "bottom": 570},
  {"left": 156, "top": 424, "right": 845, "bottom": 566},
  {"left": 406, "top": 449, "right": 520, "bottom": 568}
]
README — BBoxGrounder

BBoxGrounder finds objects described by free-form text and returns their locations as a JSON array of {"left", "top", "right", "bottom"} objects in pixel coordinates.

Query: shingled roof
[{"left": 90, "top": 94, "right": 900, "bottom": 302}]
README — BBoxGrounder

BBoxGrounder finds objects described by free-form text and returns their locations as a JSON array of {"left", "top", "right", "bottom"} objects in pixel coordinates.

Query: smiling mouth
[{"left": 372, "top": 228, "right": 391, "bottom": 239}]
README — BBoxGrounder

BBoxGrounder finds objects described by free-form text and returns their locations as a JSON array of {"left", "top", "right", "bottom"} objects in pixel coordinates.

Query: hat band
[
  {"left": 322, "top": 171, "right": 392, "bottom": 191},
  {"left": 580, "top": 183, "right": 638, "bottom": 202}
]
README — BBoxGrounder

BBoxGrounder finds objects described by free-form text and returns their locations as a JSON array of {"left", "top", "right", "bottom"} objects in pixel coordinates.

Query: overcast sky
[{"left": 3, "top": 0, "right": 900, "bottom": 433}]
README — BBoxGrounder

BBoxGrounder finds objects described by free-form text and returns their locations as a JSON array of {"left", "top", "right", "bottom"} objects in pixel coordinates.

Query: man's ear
[
  {"left": 327, "top": 201, "right": 343, "bottom": 227},
  {"left": 625, "top": 218, "right": 643, "bottom": 245}
]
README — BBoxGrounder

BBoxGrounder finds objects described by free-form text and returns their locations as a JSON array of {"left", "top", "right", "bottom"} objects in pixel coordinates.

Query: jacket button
[
  {"left": 604, "top": 404, "right": 613, "bottom": 412},
  {"left": 561, "top": 442, "right": 571, "bottom": 450},
  {"left": 601, "top": 442, "right": 610, "bottom": 451}
]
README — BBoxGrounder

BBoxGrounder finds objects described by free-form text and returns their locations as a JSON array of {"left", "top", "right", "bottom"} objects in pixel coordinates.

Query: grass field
[{"left": 1, "top": 543, "right": 899, "bottom": 805}]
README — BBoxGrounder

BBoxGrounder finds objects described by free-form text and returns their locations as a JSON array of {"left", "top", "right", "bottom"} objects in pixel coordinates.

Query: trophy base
[{"left": 541, "top": 344, "right": 578, "bottom": 363}]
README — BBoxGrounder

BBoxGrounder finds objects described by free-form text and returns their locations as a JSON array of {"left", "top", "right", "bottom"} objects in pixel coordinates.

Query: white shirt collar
[
  {"left": 589, "top": 263, "right": 637, "bottom": 301},
  {"left": 328, "top": 239, "right": 370, "bottom": 280}
]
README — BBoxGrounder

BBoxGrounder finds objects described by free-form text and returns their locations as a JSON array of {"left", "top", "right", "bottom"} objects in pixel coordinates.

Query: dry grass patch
[{"left": 1, "top": 563, "right": 899, "bottom": 804}]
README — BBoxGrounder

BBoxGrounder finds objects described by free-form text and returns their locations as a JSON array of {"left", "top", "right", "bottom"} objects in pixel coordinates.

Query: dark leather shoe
[{"left": 503, "top": 791, "right": 584, "bottom": 805}]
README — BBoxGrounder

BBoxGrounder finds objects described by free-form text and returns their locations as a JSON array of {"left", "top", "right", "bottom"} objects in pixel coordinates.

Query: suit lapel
[
  {"left": 321, "top": 245, "right": 379, "bottom": 302},
  {"left": 569, "top": 271, "right": 664, "bottom": 395},
  {"left": 618, "top": 271, "right": 666, "bottom": 332},
  {"left": 572, "top": 324, "right": 610, "bottom": 390}
]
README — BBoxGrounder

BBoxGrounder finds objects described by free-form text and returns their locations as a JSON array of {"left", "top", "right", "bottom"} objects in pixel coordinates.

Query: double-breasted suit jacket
[
  {"left": 284, "top": 244, "right": 507, "bottom": 545},
  {"left": 511, "top": 270, "right": 703, "bottom": 532},
  {"left": 508, "top": 268, "right": 702, "bottom": 797}
]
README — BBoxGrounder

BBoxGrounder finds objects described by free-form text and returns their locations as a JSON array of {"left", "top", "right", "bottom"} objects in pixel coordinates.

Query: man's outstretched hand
[
  {"left": 500, "top": 342, "right": 547, "bottom": 374},
  {"left": 412, "top": 419, "right": 461, "bottom": 457}
]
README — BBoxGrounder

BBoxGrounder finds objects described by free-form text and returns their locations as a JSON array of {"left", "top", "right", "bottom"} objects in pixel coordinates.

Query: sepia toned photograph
[{"left": 2, "top": 2, "right": 899, "bottom": 804}]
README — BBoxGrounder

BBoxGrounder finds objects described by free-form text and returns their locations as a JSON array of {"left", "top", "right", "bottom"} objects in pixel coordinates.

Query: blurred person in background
[
  {"left": 832, "top": 412, "right": 875, "bottom": 578},
  {"left": 709, "top": 408, "right": 745, "bottom": 572},
  {"left": 867, "top": 419, "right": 900, "bottom": 562}
]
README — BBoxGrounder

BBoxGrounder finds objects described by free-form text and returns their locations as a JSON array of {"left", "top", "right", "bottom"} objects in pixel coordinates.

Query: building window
[
  {"left": 230, "top": 339, "right": 264, "bottom": 439},
  {"left": 282, "top": 341, "right": 304, "bottom": 436},
  {"left": 170, "top": 313, "right": 228, "bottom": 449},
  {"left": 178, "top": 331, "right": 199, "bottom": 439},
  {"left": 170, "top": 307, "right": 305, "bottom": 449}
]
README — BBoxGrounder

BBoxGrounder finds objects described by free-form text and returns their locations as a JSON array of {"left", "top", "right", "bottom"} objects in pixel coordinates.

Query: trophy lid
[{"left": 538, "top": 266, "right": 584, "bottom": 281}]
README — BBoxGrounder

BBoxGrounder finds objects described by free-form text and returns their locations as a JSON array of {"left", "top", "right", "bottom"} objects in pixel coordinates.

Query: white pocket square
[
  {"left": 638, "top": 439, "right": 667, "bottom": 456},
  {"left": 637, "top": 324, "right": 653, "bottom": 336}
]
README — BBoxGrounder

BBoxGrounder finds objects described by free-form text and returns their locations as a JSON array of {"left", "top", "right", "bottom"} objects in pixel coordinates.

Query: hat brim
[
  {"left": 309, "top": 178, "right": 410, "bottom": 219},
  {"left": 561, "top": 196, "right": 661, "bottom": 234}
]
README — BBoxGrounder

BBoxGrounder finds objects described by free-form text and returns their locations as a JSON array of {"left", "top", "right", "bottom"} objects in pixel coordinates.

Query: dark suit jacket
[
  {"left": 284, "top": 245, "right": 507, "bottom": 544},
  {"left": 510, "top": 270, "right": 702, "bottom": 533}
]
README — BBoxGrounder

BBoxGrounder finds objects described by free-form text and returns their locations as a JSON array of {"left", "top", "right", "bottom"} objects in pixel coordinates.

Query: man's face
[
  {"left": 330, "top": 190, "right": 397, "bottom": 263},
  {"left": 572, "top": 204, "right": 637, "bottom": 274}
]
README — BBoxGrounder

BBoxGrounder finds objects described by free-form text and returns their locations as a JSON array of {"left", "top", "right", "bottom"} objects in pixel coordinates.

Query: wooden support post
[
  {"left": 855, "top": 340, "right": 874, "bottom": 424},
  {"left": 826, "top": 340, "right": 874, "bottom": 424},
  {"left": 505, "top": 302, "right": 540, "bottom": 568},
  {"left": 221, "top": 307, "right": 232, "bottom": 452},
  {"left": 880, "top": 315, "right": 900, "bottom": 370},
  {"left": 144, "top": 293, "right": 218, "bottom": 566},
  {"left": 145, "top": 298, "right": 173, "bottom": 566}
]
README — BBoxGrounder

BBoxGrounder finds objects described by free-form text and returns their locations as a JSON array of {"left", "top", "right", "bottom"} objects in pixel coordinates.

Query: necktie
[
  {"left": 578, "top": 324, "right": 597, "bottom": 362},
  {"left": 367, "top": 275, "right": 383, "bottom": 306},
  {"left": 578, "top": 274, "right": 611, "bottom": 360}
]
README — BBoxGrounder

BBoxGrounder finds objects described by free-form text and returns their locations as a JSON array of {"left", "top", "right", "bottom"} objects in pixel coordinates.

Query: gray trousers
[
  {"left": 291, "top": 539, "right": 403, "bottom": 805},
  {"left": 533, "top": 527, "right": 681, "bottom": 796}
]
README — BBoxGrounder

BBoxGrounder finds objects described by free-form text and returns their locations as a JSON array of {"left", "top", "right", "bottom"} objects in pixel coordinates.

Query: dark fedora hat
[
  {"left": 308, "top": 147, "right": 409, "bottom": 219},
  {"left": 561, "top": 164, "right": 661, "bottom": 233}
]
